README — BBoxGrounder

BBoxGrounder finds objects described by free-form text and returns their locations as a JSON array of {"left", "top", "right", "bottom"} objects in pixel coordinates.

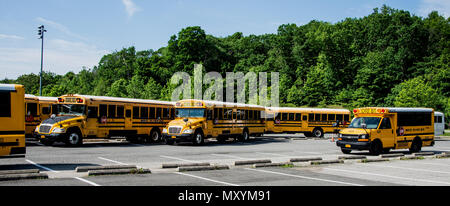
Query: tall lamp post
[{"left": 37, "top": 25, "right": 47, "bottom": 96}]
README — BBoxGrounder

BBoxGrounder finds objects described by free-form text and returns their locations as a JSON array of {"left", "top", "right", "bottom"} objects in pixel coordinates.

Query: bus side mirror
[
  {"left": 361, "top": 123, "right": 367, "bottom": 129},
  {"left": 183, "top": 118, "right": 188, "bottom": 123}
]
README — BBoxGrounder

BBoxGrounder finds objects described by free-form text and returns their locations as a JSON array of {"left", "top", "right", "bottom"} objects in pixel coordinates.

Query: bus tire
[
  {"left": 238, "top": 128, "right": 250, "bottom": 142},
  {"left": 409, "top": 137, "right": 422, "bottom": 153},
  {"left": 149, "top": 128, "right": 161, "bottom": 143},
  {"left": 65, "top": 128, "right": 83, "bottom": 146},
  {"left": 369, "top": 139, "right": 382, "bottom": 155},
  {"left": 193, "top": 130, "right": 204, "bottom": 146},
  {"left": 312, "top": 128, "right": 324, "bottom": 138}
]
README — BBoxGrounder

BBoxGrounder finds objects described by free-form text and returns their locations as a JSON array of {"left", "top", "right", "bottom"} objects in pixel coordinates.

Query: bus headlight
[
  {"left": 51, "top": 127, "right": 65, "bottom": 134},
  {"left": 35, "top": 126, "right": 39, "bottom": 133},
  {"left": 359, "top": 134, "right": 369, "bottom": 139},
  {"left": 162, "top": 128, "right": 167, "bottom": 133},
  {"left": 183, "top": 129, "right": 194, "bottom": 134}
]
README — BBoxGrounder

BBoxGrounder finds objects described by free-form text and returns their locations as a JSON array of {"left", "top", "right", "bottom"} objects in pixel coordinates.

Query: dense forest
[{"left": 2, "top": 6, "right": 449, "bottom": 122}]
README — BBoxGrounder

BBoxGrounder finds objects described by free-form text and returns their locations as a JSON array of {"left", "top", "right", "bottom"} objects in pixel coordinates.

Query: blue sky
[{"left": 0, "top": 0, "right": 449, "bottom": 79}]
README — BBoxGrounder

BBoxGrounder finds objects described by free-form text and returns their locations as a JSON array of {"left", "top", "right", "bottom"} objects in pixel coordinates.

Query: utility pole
[{"left": 38, "top": 25, "right": 47, "bottom": 96}]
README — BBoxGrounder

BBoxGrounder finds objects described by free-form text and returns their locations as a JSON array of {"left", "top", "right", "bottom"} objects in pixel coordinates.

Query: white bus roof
[
  {"left": 70, "top": 94, "right": 175, "bottom": 105},
  {"left": 267, "top": 107, "right": 350, "bottom": 113},
  {"left": 179, "top": 99, "right": 265, "bottom": 109},
  {"left": 0, "top": 84, "right": 17, "bottom": 91},
  {"left": 385, "top": 108, "right": 434, "bottom": 113},
  {"left": 435, "top": 111, "right": 444, "bottom": 116}
]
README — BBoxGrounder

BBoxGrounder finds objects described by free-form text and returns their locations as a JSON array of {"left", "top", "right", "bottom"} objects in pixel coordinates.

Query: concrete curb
[
  {"left": 253, "top": 162, "right": 293, "bottom": 168},
  {"left": 162, "top": 162, "right": 210, "bottom": 169},
  {"left": 359, "top": 158, "right": 390, "bottom": 163},
  {"left": 234, "top": 159, "right": 271, "bottom": 166},
  {"left": 0, "top": 173, "right": 48, "bottom": 181},
  {"left": 178, "top": 165, "right": 229, "bottom": 172},
  {"left": 338, "top": 155, "right": 367, "bottom": 160},
  {"left": 436, "top": 152, "right": 450, "bottom": 158},
  {"left": 88, "top": 168, "right": 151, "bottom": 176},
  {"left": 380, "top": 153, "right": 405, "bottom": 158},
  {"left": 289, "top": 157, "right": 322, "bottom": 162},
  {"left": 0, "top": 169, "right": 40, "bottom": 175},
  {"left": 400, "top": 155, "right": 425, "bottom": 160},
  {"left": 413, "top": 152, "right": 435, "bottom": 157},
  {"left": 310, "top": 159, "right": 344, "bottom": 165},
  {"left": 76, "top": 165, "right": 137, "bottom": 172}
]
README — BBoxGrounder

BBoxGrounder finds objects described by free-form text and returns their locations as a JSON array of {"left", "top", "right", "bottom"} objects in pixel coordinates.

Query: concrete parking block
[
  {"left": 338, "top": 155, "right": 367, "bottom": 160},
  {"left": 88, "top": 168, "right": 151, "bottom": 176},
  {"left": 234, "top": 159, "right": 271, "bottom": 166},
  {"left": 380, "top": 153, "right": 405, "bottom": 158},
  {"left": 178, "top": 165, "right": 229, "bottom": 172},
  {"left": 413, "top": 152, "right": 435, "bottom": 157},
  {"left": 0, "top": 173, "right": 48, "bottom": 181},
  {"left": 0, "top": 169, "right": 40, "bottom": 175},
  {"left": 162, "top": 162, "right": 210, "bottom": 169},
  {"left": 310, "top": 159, "right": 344, "bottom": 165},
  {"left": 76, "top": 165, "right": 137, "bottom": 172},
  {"left": 252, "top": 162, "right": 293, "bottom": 168},
  {"left": 289, "top": 157, "right": 322, "bottom": 162}
]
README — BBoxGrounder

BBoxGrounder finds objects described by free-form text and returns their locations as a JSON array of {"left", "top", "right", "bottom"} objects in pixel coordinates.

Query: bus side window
[
  {"left": 133, "top": 106, "right": 139, "bottom": 119},
  {"left": 125, "top": 109, "right": 132, "bottom": 118},
  {"left": 328, "top": 114, "right": 335, "bottom": 121},
  {"left": 51, "top": 104, "right": 58, "bottom": 114},
  {"left": 163, "top": 108, "right": 169, "bottom": 119},
  {"left": 282, "top": 113, "right": 287, "bottom": 121},
  {"left": 87, "top": 106, "right": 98, "bottom": 118},
  {"left": 295, "top": 113, "right": 301, "bottom": 121},
  {"left": 303, "top": 115, "right": 307, "bottom": 121},
  {"left": 108, "top": 105, "right": 116, "bottom": 118},
  {"left": 315, "top": 114, "right": 320, "bottom": 122},
  {"left": 321, "top": 114, "right": 327, "bottom": 122},
  {"left": 117, "top": 106, "right": 124, "bottom": 118},
  {"left": 336, "top": 114, "right": 343, "bottom": 122},
  {"left": 100, "top": 104, "right": 108, "bottom": 118},
  {"left": 344, "top": 114, "right": 350, "bottom": 122},
  {"left": 156, "top": 108, "right": 162, "bottom": 119},
  {"left": 0, "top": 92, "right": 11, "bottom": 117},
  {"left": 149, "top": 107, "right": 155, "bottom": 119},
  {"left": 380, "top": 118, "right": 392, "bottom": 129},
  {"left": 218, "top": 108, "right": 223, "bottom": 120},
  {"left": 289, "top": 113, "right": 294, "bottom": 121},
  {"left": 309, "top": 113, "right": 314, "bottom": 121},
  {"left": 42, "top": 106, "right": 51, "bottom": 115},
  {"left": 27, "top": 103, "right": 38, "bottom": 116},
  {"left": 141, "top": 107, "right": 149, "bottom": 119},
  {"left": 170, "top": 108, "right": 175, "bottom": 119},
  {"left": 207, "top": 109, "right": 213, "bottom": 120}
]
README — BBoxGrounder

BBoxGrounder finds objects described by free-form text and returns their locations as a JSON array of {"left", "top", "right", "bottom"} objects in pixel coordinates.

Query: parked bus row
[{"left": 0, "top": 83, "right": 446, "bottom": 157}]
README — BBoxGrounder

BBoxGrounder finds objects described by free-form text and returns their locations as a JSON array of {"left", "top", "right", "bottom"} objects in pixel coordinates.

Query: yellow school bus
[
  {"left": 162, "top": 99, "right": 265, "bottom": 145},
  {"left": 25, "top": 95, "right": 58, "bottom": 138},
  {"left": 36, "top": 94, "right": 175, "bottom": 146},
  {"left": 265, "top": 107, "right": 351, "bottom": 137},
  {"left": 337, "top": 107, "right": 435, "bottom": 155},
  {"left": 0, "top": 84, "right": 26, "bottom": 157}
]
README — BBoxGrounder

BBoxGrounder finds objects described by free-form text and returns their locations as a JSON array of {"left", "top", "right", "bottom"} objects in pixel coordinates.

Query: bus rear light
[{"left": 76, "top": 98, "right": 83, "bottom": 103}]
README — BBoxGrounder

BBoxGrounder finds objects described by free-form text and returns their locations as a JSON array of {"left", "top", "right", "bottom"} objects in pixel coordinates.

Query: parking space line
[
  {"left": 98, "top": 157, "right": 129, "bottom": 165},
  {"left": 26, "top": 159, "right": 59, "bottom": 173},
  {"left": 160, "top": 155, "right": 200, "bottom": 163},
  {"left": 175, "top": 172, "right": 240, "bottom": 186},
  {"left": 245, "top": 168, "right": 364, "bottom": 186},
  {"left": 362, "top": 163, "right": 450, "bottom": 175},
  {"left": 255, "top": 152, "right": 290, "bottom": 157},
  {"left": 211, "top": 153, "right": 250, "bottom": 160},
  {"left": 324, "top": 167, "right": 450, "bottom": 185},
  {"left": 74, "top": 177, "right": 101, "bottom": 186}
]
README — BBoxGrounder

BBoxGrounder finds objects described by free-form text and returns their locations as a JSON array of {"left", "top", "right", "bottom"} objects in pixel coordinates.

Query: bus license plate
[
  {"left": 41, "top": 135, "right": 45, "bottom": 139},
  {"left": 171, "top": 136, "right": 176, "bottom": 139},
  {"left": 345, "top": 144, "right": 351, "bottom": 148}
]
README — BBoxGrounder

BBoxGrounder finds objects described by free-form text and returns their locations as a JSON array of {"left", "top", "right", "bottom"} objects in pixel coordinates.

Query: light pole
[{"left": 38, "top": 25, "right": 47, "bottom": 96}]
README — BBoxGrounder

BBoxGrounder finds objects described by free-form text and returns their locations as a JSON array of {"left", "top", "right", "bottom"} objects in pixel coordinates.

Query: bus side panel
[{"left": 0, "top": 86, "right": 25, "bottom": 156}]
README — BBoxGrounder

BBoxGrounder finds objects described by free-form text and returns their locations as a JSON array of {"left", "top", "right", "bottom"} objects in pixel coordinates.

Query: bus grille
[
  {"left": 39, "top": 125, "right": 52, "bottom": 133},
  {"left": 168, "top": 127, "right": 182, "bottom": 134}
]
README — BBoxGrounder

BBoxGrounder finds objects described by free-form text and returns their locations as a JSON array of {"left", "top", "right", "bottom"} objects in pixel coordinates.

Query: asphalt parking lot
[{"left": 1, "top": 134, "right": 450, "bottom": 186}]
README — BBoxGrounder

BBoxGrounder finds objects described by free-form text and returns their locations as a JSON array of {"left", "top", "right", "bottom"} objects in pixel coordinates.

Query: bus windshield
[
  {"left": 58, "top": 104, "right": 86, "bottom": 116},
  {"left": 348, "top": 117, "right": 381, "bottom": 129},
  {"left": 176, "top": 108, "right": 205, "bottom": 118}
]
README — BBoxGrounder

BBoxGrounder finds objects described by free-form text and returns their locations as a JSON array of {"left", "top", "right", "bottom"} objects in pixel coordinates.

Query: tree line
[{"left": 2, "top": 5, "right": 449, "bottom": 123}]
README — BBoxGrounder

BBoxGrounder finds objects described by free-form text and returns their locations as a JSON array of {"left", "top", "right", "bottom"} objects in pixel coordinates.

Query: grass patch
[{"left": 400, "top": 156, "right": 425, "bottom": 160}]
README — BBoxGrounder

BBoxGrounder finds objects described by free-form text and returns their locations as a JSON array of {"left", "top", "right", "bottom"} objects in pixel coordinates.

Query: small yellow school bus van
[
  {"left": 25, "top": 95, "right": 58, "bottom": 138},
  {"left": 336, "top": 107, "right": 434, "bottom": 155},
  {"left": 36, "top": 94, "right": 175, "bottom": 146},
  {"left": 0, "top": 84, "right": 26, "bottom": 157},
  {"left": 265, "top": 107, "right": 351, "bottom": 137},
  {"left": 162, "top": 99, "right": 265, "bottom": 145}
]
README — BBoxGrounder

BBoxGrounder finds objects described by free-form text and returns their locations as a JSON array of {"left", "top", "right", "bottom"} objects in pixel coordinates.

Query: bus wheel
[
  {"left": 312, "top": 128, "right": 324, "bottom": 138},
  {"left": 369, "top": 140, "right": 382, "bottom": 155},
  {"left": 193, "top": 130, "right": 204, "bottom": 146},
  {"left": 150, "top": 129, "right": 161, "bottom": 142},
  {"left": 66, "top": 130, "right": 82, "bottom": 146},
  {"left": 409, "top": 138, "right": 422, "bottom": 153},
  {"left": 238, "top": 129, "right": 250, "bottom": 142}
]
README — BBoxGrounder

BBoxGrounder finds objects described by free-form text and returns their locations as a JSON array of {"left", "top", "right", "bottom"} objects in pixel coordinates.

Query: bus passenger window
[
  {"left": 100, "top": 104, "right": 108, "bottom": 118},
  {"left": 163, "top": 108, "right": 169, "bottom": 119},
  {"left": 321, "top": 114, "right": 327, "bottom": 122},
  {"left": 282, "top": 113, "right": 288, "bottom": 121},
  {"left": 27, "top": 103, "right": 38, "bottom": 116},
  {"left": 117, "top": 106, "right": 124, "bottom": 118},
  {"left": 207, "top": 109, "right": 213, "bottom": 120},
  {"left": 336, "top": 114, "right": 343, "bottom": 122},
  {"left": 0, "top": 92, "right": 11, "bottom": 117},
  {"left": 218, "top": 108, "right": 223, "bottom": 120},
  {"left": 315, "top": 114, "right": 320, "bottom": 121},
  {"left": 141, "top": 107, "right": 148, "bottom": 119},
  {"left": 133, "top": 106, "right": 139, "bottom": 119},
  {"left": 303, "top": 115, "right": 307, "bottom": 121},
  {"left": 156, "top": 108, "right": 162, "bottom": 119},
  {"left": 289, "top": 113, "right": 294, "bottom": 121},
  {"left": 125, "top": 109, "right": 132, "bottom": 118},
  {"left": 328, "top": 114, "right": 335, "bottom": 121},
  {"left": 87, "top": 106, "right": 98, "bottom": 118},
  {"left": 42, "top": 106, "right": 51, "bottom": 115},
  {"left": 295, "top": 113, "right": 301, "bottom": 121},
  {"left": 344, "top": 114, "right": 350, "bottom": 122},
  {"left": 149, "top": 107, "right": 155, "bottom": 119},
  {"left": 108, "top": 105, "right": 116, "bottom": 118}
]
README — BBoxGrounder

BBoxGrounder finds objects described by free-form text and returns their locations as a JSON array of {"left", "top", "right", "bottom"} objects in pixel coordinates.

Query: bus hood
[
  {"left": 168, "top": 118, "right": 204, "bottom": 128},
  {"left": 41, "top": 115, "right": 83, "bottom": 125}
]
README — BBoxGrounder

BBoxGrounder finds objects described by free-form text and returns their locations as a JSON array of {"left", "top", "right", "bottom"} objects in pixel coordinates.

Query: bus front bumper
[
  {"left": 336, "top": 140, "right": 371, "bottom": 150},
  {"left": 163, "top": 133, "right": 195, "bottom": 143},
  {"left": 38, "top": 133, "right": 66, "bottom": 142}
]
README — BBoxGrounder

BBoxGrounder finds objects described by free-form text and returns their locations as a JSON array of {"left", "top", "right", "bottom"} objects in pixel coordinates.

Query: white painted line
[
  {"left": 98, "top": 157, "right": 128, "bottom": 165},
  {"left": 324, "top": 167, "right": 450, "bottom": 185},
  {"left": 26, "top": 159, "right": 59, "bottom": 173},
  {"left": 419, "top": 162, "right": 450, "bottom": 167},
  {"left": 74, "top": 177, "right": 101, "bottom": 186},
  {"left": 175, "top": 172, "right": 240, "bottom": 186},
  {"left": 211, "top": 153, "right": 250, "bottom": 160},
  {"left": 363, "top": 163, "right": 450, "bottom": 175},
  {"left": 245, "top": 168, "right": 364, "bottom": 186},
  {"left": 160, "top": 155, "right": 200, "bottom": 163},
  {"left": 255, "top": 152, "right": 290, "bottom": 157}
]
